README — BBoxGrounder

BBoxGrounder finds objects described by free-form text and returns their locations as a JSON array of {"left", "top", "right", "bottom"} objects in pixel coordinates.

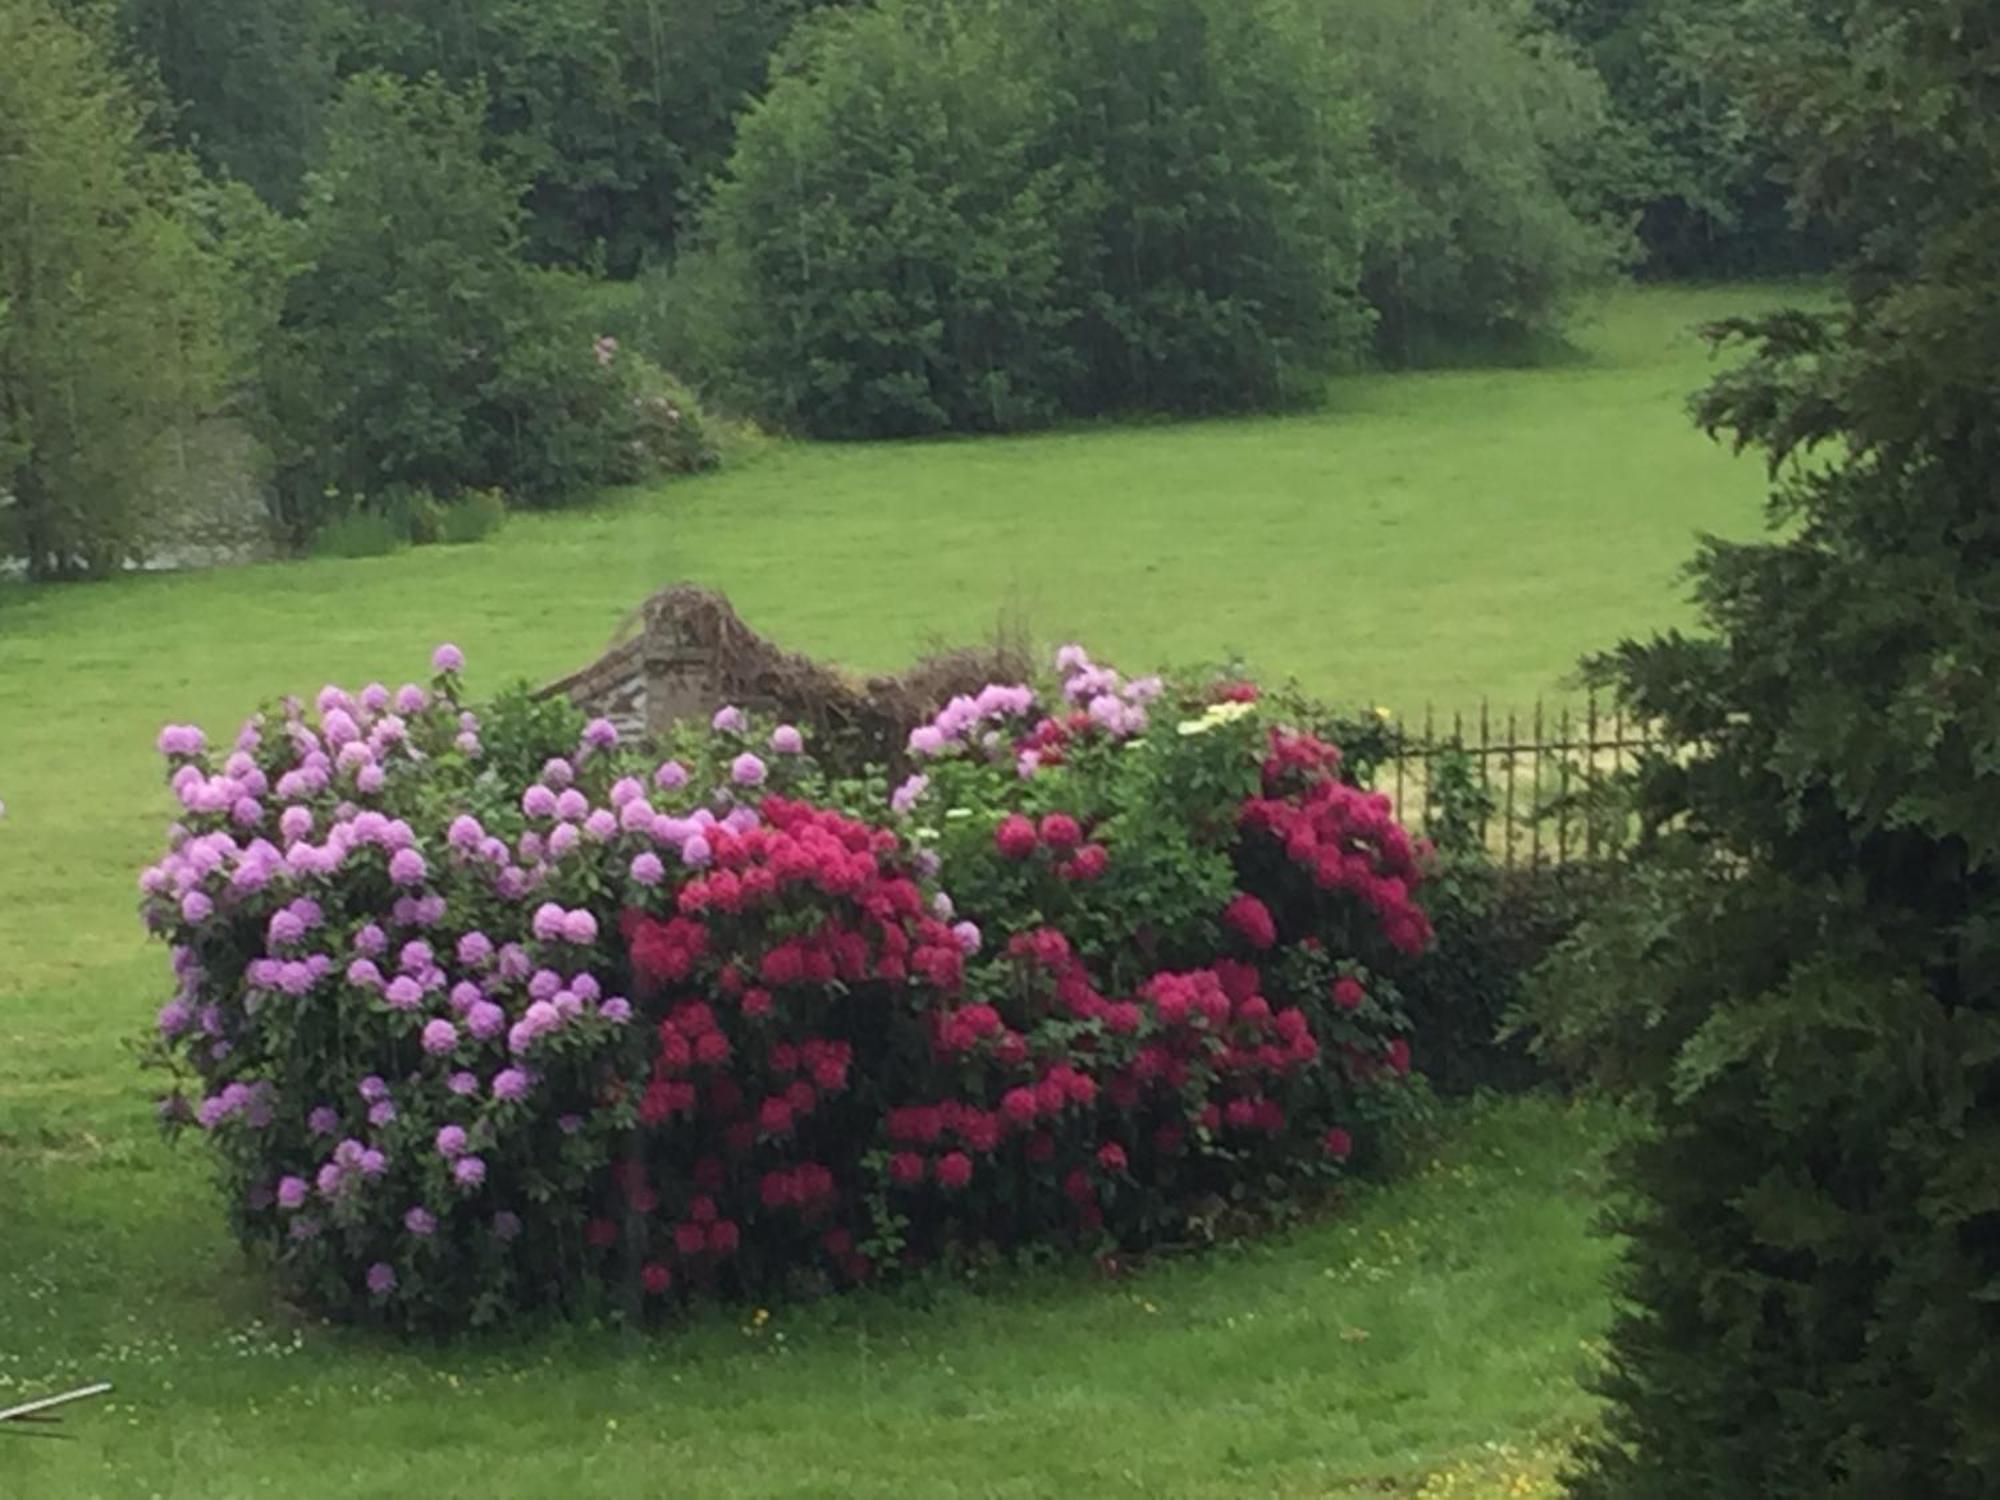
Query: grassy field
[{"left": 0, "top": 281, "right": 1805, "bottom": 1495}]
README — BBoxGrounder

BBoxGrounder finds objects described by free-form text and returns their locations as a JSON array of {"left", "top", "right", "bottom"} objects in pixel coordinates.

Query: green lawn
[{"left": 0, "top": 281, "right": 1804, "bottom": 1495}]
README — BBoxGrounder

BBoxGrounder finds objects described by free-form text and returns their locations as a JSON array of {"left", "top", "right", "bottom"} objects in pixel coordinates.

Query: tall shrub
[
  {"left": 1337, "top": 0, "right": 1633, "bottom": 360},
  {"left": 1551, "top": 3, "right": 2000, "bottom": 1494},
  {"left": 682, "top": 0, "right": 1090, "bottom": 436},
  {"left": 685, "top": 0, "right": 1376, "bottom": 437},
  {"left": 0, "top": 0, "right": 232, "bottom": 579},
  {"left": 260, "top": 73, "right": 645, "bottom": 544}
]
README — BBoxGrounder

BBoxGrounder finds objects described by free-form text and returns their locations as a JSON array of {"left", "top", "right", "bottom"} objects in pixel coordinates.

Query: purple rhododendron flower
[
  {"left": 531, "top": 903, "right": 565, "bottom": 942},
  {"left": 467, "top": 1000, "right": 505, "bottom": 1039},
  {"left": 366, "top": 1263, "right": 397, "bottom": 1296},
  {"left": 582, "top": 718, "right": 618, "bottom": 750},
  {"left": 681, "top": 833, "right": 712, "bottom": 869},
  {"left": 395, "top": 684, "right": 428, "bottom": 715},
  {"left": 492, "top": 1068, "right": 530, "bottom": 1101},
  {"left": 405, "top": 1206, "right": 436, "bottom": 1237},
  {"left": 432, "top": 643, "right": 464, "bottom": 674},
  {"left": 448, "top": 1071, "right": 478, "bottom": 1096},
  {"left": 493, "top": 1211, "right": 522, "bottom": 1241},
  {"left": 601, "top": 997, "right": 633, "bottom": 1024},
  {"left": 421, "top": 1019, "right": 459, "bottom": 1055},
  {"left": 554, "top": 789, "right": 588, "bottom": 822},
  {"left": 711, "top": 705, "right": 746, "bottom": 734},
  {"left": 388, "top": 848, "right": 426, "bottom": 886},
  {"left": 630, "top": 851, "right": 665, "bottom": 887},
  {"left": 157, "top": 724, "right": 206, "bottom": 757},
  {"left": 447, "top": 814, "right": 483, "bottom": 850},
  {"left": 456, "top": 931, "right": 493, "bottom": 968},
  {"left": 952, "top": 921, "right": 983, "bottom": 956},
  {"left": 891, "top": 774, "right": 929, "bottom": 816},
  {"left": 436, "top": 1124, "right": 468, "bottom": 1159},
  {"left": 307, "top": 1106, "right": 339, "bottom": 1136},
  {"left": 277, "top": 1175, "right": 309, "bottom": 1210},
  {"left": 654, "top": 760, "right": 689, "bottom": 789},
  {"left": 453, "top": 1156, "right": 486, "bottom": 1189},
  {"left": 584, "top": 808, "right": 617, "bottom": 841},
  {"left": 384, "top": 976, "right": 422, "bottom": 1011},
  {"left": 562, "top": 909, "right": 598, "bottom": 945},
  {"left": 521, "top": 784, "right": 557, "bottom": 819},
  {"left": 907, "top": 725, "right": 947, "bottom": 757},
  {"left": 770, "top": 724, "right": 804, "bottom": 754}
]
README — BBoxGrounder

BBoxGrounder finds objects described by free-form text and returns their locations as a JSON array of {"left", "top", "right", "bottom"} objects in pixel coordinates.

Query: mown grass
[
  {"left": 2, "top": 1096, "right": 1621, "bottom": 1498},
  {"left": 0, "top": 281, "right": 1809, "bottom": 1495}
]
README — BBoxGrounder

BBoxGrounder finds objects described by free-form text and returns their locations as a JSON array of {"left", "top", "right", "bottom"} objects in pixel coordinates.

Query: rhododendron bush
[{"left": 142, "top": 643, "right": 1431, "bottom": 1330}]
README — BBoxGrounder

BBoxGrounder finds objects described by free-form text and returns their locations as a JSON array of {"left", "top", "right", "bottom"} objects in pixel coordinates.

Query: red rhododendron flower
[
  {"left": 1096, "top": 1142, "right": 1128, "bottom": 1174},
  {"left": 1001, "top": 1086, "right": 1039, "bottom": 1125},
  {"left": 1386, "top": 1037, "right": 1412, "bottom": 1075},
  {"left": 708, "top": 1220, "right": 740, "bottom": 1255},
  {"left": 1223, "top": 892, "right": 1277, "bottom": 950},
  {"left": 1038, "top": 813, "right": 1082, "bottom": 851},
  {"left": 935, "top": 1151, "right": 973, "bottom": 1190},
  {"left": 694, "top": 1030, "right": 731, "bottom": 1067},
  {"left": 1323, "top": 1127, "right": 1354, "bottom": 1161},
  {"left": 641, "top": 1262, "right": 673, "bottom": 1295},
  {"left": 962, "top": 1112, "right": 1002, "bottom": 1153},
  {"left": 1065, "top": 843, "right": 1109, "bottom": 881},
  {"left": 585, "top": 1217, "right": 618, "bottom": 1249},
  {"left": 758, "top": 1097, "right": 794, "bottom": 1136},
  {"left": 1332, "top": 977, "right": 1365, "bottom": 1012},
  {"left": 995, "top": 814, "right": 1038, "bottom": 859},
  {"left": 889, "top": 1151, "right": 926, "bottom": 1186},
  {"left": 673, "top": 1221, "right": 707, "bottom": 1255},
  {"left": 1063, "top": 1168, "right": 1094, "bottom": 1203}
]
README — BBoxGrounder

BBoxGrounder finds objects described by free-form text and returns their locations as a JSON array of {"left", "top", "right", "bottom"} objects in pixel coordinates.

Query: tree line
[{"left": 2, "top": 0, "right": 1827, "bottom": 577}]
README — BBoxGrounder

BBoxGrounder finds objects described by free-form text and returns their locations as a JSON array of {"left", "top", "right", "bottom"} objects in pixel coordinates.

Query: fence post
[
  {"left": 1478, "top": 699, "right": 1492, "bottom": 852},
  {"left": 1530, "top": 699, "right": 1544, "bottom": 870},
  {"left": 1584, "top": 691, "right": 1599, "bottom": 862},
  {"left": 1556, "top": 702, "right": 1572, "bottom": 867}
]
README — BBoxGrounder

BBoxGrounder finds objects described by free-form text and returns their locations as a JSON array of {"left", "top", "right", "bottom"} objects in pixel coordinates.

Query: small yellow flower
[{"left": 1373, "top": 705, "right": 1393, "bottom": 721}]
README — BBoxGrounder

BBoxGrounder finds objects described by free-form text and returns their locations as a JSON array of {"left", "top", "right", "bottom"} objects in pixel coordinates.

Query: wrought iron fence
[{"left": 1369, "top": 696, "right": 1672, "bottom": 871}]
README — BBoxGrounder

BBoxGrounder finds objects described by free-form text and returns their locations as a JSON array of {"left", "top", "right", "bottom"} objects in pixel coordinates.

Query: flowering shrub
[{"left": 143, "top": 642, "right": 1431, "bottom": 1329}]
